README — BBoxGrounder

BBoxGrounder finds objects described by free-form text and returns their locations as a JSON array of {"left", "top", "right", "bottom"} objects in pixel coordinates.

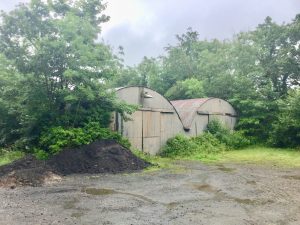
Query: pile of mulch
[{"left": 0, "top": 140, "right": 150, "bottom": 188}]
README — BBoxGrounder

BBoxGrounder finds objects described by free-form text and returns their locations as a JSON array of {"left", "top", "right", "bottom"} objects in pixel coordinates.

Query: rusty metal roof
[{"left": 171, "top": 98, "right": 213, "bottom": 130}]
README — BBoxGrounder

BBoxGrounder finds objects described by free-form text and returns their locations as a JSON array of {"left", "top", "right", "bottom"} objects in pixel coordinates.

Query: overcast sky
[{"left": 1, "top": 0, "right": 300, "bottom": 65}]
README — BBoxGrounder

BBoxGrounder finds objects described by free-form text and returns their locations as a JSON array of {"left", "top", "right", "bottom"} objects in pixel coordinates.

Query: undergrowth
[
  {"left": 160, "top": 133, "right": 226, "bottom": 161},
  {"left": 160, "top": 120, "right": 250, "bottom": 160},
  {"left": 35, "top": 122, "right": 131, "bottom": 159},
  {"left": 0, "top": 149, "right": 24, "bottom": 166}
]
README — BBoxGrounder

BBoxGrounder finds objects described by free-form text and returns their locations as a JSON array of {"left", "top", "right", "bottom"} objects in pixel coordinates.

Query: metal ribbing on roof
[{"left": 171, "top": 98, "right": 212, "bottom": 130}]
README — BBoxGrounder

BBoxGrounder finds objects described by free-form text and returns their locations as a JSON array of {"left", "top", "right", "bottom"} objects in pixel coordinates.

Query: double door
[{"left": 121, "top": 110, "right": 161, "bottom": 155}]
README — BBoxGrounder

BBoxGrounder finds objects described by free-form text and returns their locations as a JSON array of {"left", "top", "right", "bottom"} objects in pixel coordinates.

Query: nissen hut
[{"left": 110, "top": 86, "right": 237, "bottom": 155}]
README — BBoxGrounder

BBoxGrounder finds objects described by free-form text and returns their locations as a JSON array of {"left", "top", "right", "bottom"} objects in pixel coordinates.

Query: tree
[
  {"left": 251, "top": 16, "right": 300, "bottom": 96},
  {"left": 165, "top": 78, "right": 205, "bottom": 100},
  {"left": 158, "top": 28, "right": 200, "bottom": 92},
  {"left": 269, "top": 89, "right": 300, "bottom": 147},
  {"left": 0, "top": 0, "right": 128, "bottom": 147},
  {"left": 112, "top": 16, "right": 300, "bottom": 146},
  {"left": 112, "top": 66, "right": 141, "bottom": 87},
  {"left": 0, "top": 54, "right": 25, "bottom": 146}
]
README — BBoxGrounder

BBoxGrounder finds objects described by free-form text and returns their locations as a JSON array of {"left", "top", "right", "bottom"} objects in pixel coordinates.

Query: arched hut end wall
[
  {"left": 171, "top": 98, "right": 237, "bottom": 137},
  {"left": 112, "top": 87, "right": 184, "bottom": 155}
]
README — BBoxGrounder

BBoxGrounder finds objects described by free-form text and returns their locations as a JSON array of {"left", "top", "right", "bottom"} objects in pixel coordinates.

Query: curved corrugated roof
[
  {"left": 171, "top": 98, "right": 212, "bottom": 130},
  {"left": 115, "top": 86, "right": 186, "bottom": 128}
]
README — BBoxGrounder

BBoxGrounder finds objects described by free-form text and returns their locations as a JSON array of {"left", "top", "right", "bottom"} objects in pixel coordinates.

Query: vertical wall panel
[
  {"left": 160, "top": 113, "right": 174, "bottom": 148},
  {"left": 142, "top": 111, "right": 161, "bottom": 154},
  {"left": 142, "top": 111, "right": 160, "bottom": 137},
  {"left": 122, "top": 111, "right": 143, "bottom": 150},
  {"left": 195, "top": 115, "right": 209, "bottom": 135}
]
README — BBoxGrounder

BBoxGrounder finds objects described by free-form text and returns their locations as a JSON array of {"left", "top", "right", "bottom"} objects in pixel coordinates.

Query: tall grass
[{"left": 0, "top": 149, "right": 24, "bottom": 166}]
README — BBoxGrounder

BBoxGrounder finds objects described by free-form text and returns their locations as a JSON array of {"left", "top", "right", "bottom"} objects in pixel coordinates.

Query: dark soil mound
[
  {"left": 48, "top": 140, "right": 150, "bottom": 175},
  {"left": 0, "top": 140, "right": 150, "bottom": 187},
  {"left": 0, "top": 156, "right": 56, "bottom": 187}
]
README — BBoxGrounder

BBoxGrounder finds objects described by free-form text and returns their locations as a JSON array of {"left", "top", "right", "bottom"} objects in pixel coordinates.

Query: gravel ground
[{"left": 1, "top": 161, "right": 300, "bottom": 225}]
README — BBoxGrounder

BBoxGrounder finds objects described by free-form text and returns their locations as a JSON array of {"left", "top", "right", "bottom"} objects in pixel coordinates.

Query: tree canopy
[
  {"left": 0, "top": 0, "right": 132, "bottom": 148},
  {"left": 112, "top": 16, "right": 300, "bottom": 146},
  {"left": 0, "top": 0, "right": 299, "bottom": 149}
]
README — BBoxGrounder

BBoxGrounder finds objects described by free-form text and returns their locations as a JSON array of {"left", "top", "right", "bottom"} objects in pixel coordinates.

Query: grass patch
[
  {"left": 183, "top": 152, "right": 221, "bottom": 163},
  {"left": 131, "top": 149, "right": 178, "bottom": 172},
  {"left": 0, "top": 149, "right": 24, "bottom": 166},
  {"left": 219, "top": 146, "right": 300, "bottom": 167}
]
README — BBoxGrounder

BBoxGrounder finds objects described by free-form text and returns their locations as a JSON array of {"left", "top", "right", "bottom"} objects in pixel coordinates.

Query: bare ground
[{"left": 1, "top": 161, "right": 300, "bottom": 225}]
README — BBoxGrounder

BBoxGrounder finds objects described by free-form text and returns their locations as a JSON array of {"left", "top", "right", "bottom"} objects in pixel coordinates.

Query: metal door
[{"left": 142, "top": 111, "right": 161, "bottom": 155}]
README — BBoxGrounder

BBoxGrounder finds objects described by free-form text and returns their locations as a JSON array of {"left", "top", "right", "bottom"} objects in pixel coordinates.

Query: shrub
[
  {"left": 191, "top": 132, "right": 227, "bottom": 154},
  {"left": 161, "top": 120, "right": 251, "bottom": 159},
  {"left": 33, "top": 148, "right": 49, "bottom": 160},
  {"left": 160, "top": 135, "right": 198, "bottom": 158},
  {"left": 226, "top": 131, "right": 251, "bottom": 149},
  {"left": 268, "top": 89, "right": 300, "bottom": 148},
  {"left": 160, "top": 133, "right": 226, "bottom": 159},
  {"left": 206, "top": 120, "right": 250, "bottom": 149},
  {"left": 38, "top": 122, "right": 130, "bottom": 155},
  {"left": 206, "top": 120, "right": 230, "bottom": 135}
]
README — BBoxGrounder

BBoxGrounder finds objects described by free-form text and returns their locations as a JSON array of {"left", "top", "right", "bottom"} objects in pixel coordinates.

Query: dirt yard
[{"left": 1, "top": 161, "right": 300, "bottom": 225}]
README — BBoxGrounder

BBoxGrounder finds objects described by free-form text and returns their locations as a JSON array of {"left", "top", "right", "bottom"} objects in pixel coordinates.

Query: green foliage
[
  {"left": 160, "top": 133, "right": 226, "bottom": 159},
  {"left": 0, "top": 1, "right": 299, "bottom": 152},
  {"left": 269, "top": 89, "right": 300, "bottom": 147},
  {"left": 33, "top": 148, "right": 49, "bottom": 160},
  {"left": 0, "top": 54, "right": 25, "bottom": 146},
  {"left": 0, "top": 0, "right": 136, "bottom": 149},
  {"left": 113, "top": 15, "right": 300, "bottom": 147},
  {"left": 160, "top": 135, "right": 198, "bottom": 158},
  {"left": 160, "top": 121, "right": 250, "bottom": 160},
  {"left": 206, "top": 120, "right": 230, "bottom": 135},
  {"left": 0, "top": 149, "right": 24, "bottom": 166},
  {"left": 227, "top": 131, "right": 252, "bottom": 149},
  {"left": 206, "top": 120, "right": 250, "bottom": 149},
  {"left": 111, "top": 57, "right": 162, "bottom": 92},
  {"left": 38, "top": 122, "right": 131, "bottom": 155},
  {"left": 191, "top": 133, "right": 227, "bottom": 155},
  {"left": 165, "top": 78, "right": 205, "bottom": 100},
  {"left": 220, "top": 146, "right": 300, "bottom": 168}
]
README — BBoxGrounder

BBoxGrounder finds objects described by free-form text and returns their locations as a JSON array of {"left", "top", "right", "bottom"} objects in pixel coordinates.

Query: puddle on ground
[
  {"left": 166, "top": 202, "right": 179, "bottom": 209},
  {"left": 217, "top": 165, "right": 235, "bottom": 172},
  {"left": 233, "top": 197, "right": 275, "bottom": 205},
  {"left": 192, "top": 184, "right": 217, "bottom": 193},
  {"left": 282, "top": 175, "right": 300, "bottom": 180},
  {"left": 71, "top": 212, "right": 85, "bottom": 218},
  {"left": 233, "top": 198, "right": 257, "bottom": 205},
  {"left": 166, "top": 199, "right": 199, "bottom": 209},
  {"left": 246, "top": 180, "right": 256, "bottom": 185},
  {"left": 123, "top": 192, "right": 156, "bottom": 203},
  {"left": 82, "top": 188, "right": 116, "bottom": 195}
]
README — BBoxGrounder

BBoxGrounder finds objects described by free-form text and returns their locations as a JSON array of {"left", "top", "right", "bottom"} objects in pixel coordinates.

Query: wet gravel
[{"left": 1, "top": 161, "right": 300, "bottom": 225}]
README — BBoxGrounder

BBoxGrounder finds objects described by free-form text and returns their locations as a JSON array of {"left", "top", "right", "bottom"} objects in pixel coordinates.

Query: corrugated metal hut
[
  {"left": 171, "top": 98, "right": 237, "bottom": 136},
  {"left": 111, "top": 87, "right": 237, "bottom": 155},
  {"left": 111, "top": 87, "right": 184, "bottom": 155}
]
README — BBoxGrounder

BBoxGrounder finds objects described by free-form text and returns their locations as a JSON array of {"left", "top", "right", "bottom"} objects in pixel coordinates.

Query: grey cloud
[
  {"left": 104, "top": 0, "right": 300, "bottom": 65},
  {"left": 0, "top": 0, "right": 28, "bottom": 12},
  {"left": 103, "top": 22, "right": 165, "bottom": 65},
  {"left": 1, "top": 0, "right": 300, "bottom": 65}
]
